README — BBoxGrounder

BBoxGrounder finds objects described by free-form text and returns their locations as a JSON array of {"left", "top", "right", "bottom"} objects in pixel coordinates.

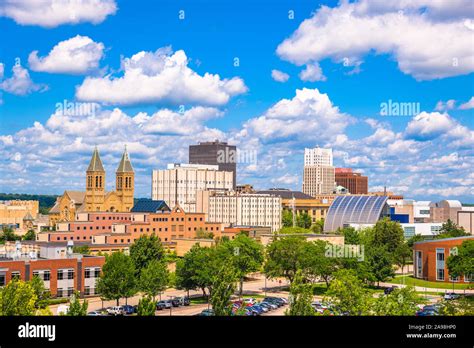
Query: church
[{"left": 49, "top": 147, "right": 135, "bottom": 225}]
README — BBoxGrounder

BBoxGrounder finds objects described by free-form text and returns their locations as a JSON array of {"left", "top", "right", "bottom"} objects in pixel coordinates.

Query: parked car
[
  {"left": 261, "top": 301, "right": 278, "bottom": 310},
  {"left": 384, "top": 286, "right": 398, "bottom": 295},
  {"left": 170, "top": 298, "right": 180, "bottom": 307},
  {"left": 87, "top": 310, "right": 104, "bottom": 316},
  {"left": 423, "top": 304, "right": 441, "bottom": 313},
  {"left": 122, "top": 305, "right": 135, "bottom": 315},
  {"left": 259, "top": 302, "right": 274, "bottom": 311},
  {"left": 197, "top": 309, "right": 214, "bottom": 316},
  {"left": 243, "top": 298, "right": 258, "bottom": 305},
  {"left": 156, "top": 300, "right": 172, "bottom": 310},
  {"left": 253, "top": 304, "right": 268, "bottom": 313},
  {"left": 416, "top": 309, "right": 438, "bottom": 316},
  {"left": 174, "top": 297, "right": 190, "bottom": 306},
  {"left": 248, "top": 305, "right": 264, "bottom": 315},
  {"left": 278, "top": 297, "right": 289, "bottom": 304},
  {"left": 264, "top": 297, "right": 285, "bottom": 307},
  {"left": 107, "top": 306, "right": 124, "bottom": 316},
  {"left": 444, "top": 293, "right": 460, "bottom": 300}
]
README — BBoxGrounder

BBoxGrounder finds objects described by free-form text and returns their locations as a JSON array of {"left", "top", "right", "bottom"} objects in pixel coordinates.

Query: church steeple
[
  {"left": 87, "top": 146, "right": 105, "bottom": 172},
  {"left": 115, "top": 145, "right": 134, "bottom": 212},
  {"left": 116, "top": 145, "right": 134, "bottom": 173},
  {"left": 85, "top": 146, "right": 105, "bottom": 211}
]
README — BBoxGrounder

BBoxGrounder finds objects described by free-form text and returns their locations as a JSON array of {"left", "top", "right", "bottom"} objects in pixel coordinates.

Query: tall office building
[
  {"left": 304, "top": 147, "right": 333, "bottom": 166},
  {"left": 335, "top": 168, "right": 368, "bottom": 194},
  {"left": 151, "top": 163, "right": 233, "bottom": 212},
  {"left": 302, "top": 147, "right": 335, "bottom": 196},
  {"left": 189, "top": 141, "right": 237, "bottom": 189}
]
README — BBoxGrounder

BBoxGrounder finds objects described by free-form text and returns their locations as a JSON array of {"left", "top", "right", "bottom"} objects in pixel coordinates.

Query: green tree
[
  {"left": 22, "top": 229, "right": 36, "bottom": 241},
  {"left": 394, "top": 242, "right": 412, "bottom": 275},
  {"left": 220, "top": 233, "right": 264, "bottom": 297},
  {"left": 282, "top": 209, "right": 294, "bottom": 227},
  {"left": 29, "top": 275, "right": 50, "bottom": 309},
  {"left": 370, "top": 218, "right": 404, "bottom": 253},
  {"left": 365, "top": 245, "right": 395, "bottom": 286},
  {"left": 139, "top": 259, "right": 169, "bottom": 301},
  {"left": 407, "top": 234, "right": 424, "bottom": 249},
  {"left": 447, "top": 240, "right": 474, "bottom": 280},
  {"left": 96, "top": 252, "right": 136, "bottom": 306},
  {"left": 66, "top": 291, "right": 88, "bottom": 316},
  {"left": 195, "top": 229, "right": 214, "bottom": 239},
  {"left": 325, "top": 269, "right": 372, "bottom": 316},
  {"left": 0, "top": 227, "right": 20, "bottom": 242},
  {"left": 72, "top": 245, "right": 90, "bottom": 255},
  {"left": 285, "top": 270, "right": 314, "bottom": 316},
  {"left": 0, "top": 279, "right": 37, "bottom": 315},
  {"left": 137, "top": 296, "right": 156, "bottom": 316},
  {"left": 279, "top": 226, "right": 311, "bottom": 234},
  {"left": 129, "top": 234, "right": 165, "bottom": 275},
  {"left": 338, "top": 226, "right": 360, "bottom": 244},
  {"left": 209, "top": 261, "right": 238, "bottom": 316},
  {"left": 373, "top": 287, "right": 423, "bottom": 315},
  {"left": 310, "top": 219, "right": 325, "bottom": 234},
  {"left": 264, "top": 236, "right": 309, "bottom": 283},
  {"left": 439, "top": 297, "right": 474, "bottom": 316},
  {"left": 296, "top": 212, "right": 312, "bottom": 229},
  {"left": 435, "top": 219, "right": 469, "bottom": 239},
  {"left": 303, "top": 240, "right": 339, "bottom": 287}
]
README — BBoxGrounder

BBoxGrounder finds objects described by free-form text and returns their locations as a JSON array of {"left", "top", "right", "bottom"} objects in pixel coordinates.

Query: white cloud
[
  {"left": 271, "top": 69, "right": 290, "bottom": 82},
  {"left": 0, "top": 0, "right": 117, "bottom": 28},
  {"left": 276, "top": 1, "right": 474, "bottom": 80},
  {"left": 75, "top": 47, "right": 248, "bottom": 106},
  {"left": 0, "top": 63, "right": 4, "bottom": 79},
  {"left": 459, "top": 96, "right": 474, "bottom": 110},
  {"left": 299, "top": 62, "right": 326, "bottom": 82},
  {"left": 29, "top": 35, "right": 105, "bottom": 74},
  {"left": 271, "top": 173, "right": 299, "bottom": 186},
  {"left": 434, "top": 99, "right": 456, "bottom": 111},
  {"left": 0, "top": 64, "right": 47, "bottom": 96}
]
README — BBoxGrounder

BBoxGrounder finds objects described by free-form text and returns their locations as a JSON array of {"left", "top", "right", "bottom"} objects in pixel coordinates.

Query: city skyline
[{"left": 0, "top": 0, "right": 473, "bottom": 202}]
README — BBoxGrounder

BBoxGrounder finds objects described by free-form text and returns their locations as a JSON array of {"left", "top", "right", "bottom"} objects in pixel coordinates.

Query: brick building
[
  {"left": 413, "top": 236, "right": 473, "bottom": 283},
  {"left": 335, "top": 168, "right": 368, "bottom": 194}
]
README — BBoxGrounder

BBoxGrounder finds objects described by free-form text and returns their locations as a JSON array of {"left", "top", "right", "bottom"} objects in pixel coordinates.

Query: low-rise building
[
  {"left": 0, "top": 200, "right": 39, "bottom": 231},
  {"left": 259, "top": 233, "right": 344, "bottom": 247},
  {"left": 413, "top": 236, "right": 474, "bottom": 283},
  {"left": 0, "top": 241, "right": 104, "bottom": 297}
]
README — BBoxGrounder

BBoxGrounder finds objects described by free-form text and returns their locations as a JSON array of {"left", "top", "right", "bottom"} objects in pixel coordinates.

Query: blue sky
[{"left": 0, "top": 0, "right": 473, "bottom": 202}]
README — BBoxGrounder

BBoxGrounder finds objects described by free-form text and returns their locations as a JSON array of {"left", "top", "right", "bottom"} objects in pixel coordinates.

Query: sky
[{"left": 0, "top": 0, "right": 473, "bottom": 202}]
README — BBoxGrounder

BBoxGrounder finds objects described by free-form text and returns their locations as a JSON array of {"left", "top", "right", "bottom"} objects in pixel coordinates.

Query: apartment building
[
  {"left": 151, "top": 163, "right": 233, "bottom": 212},
  {"left": 197, "top": 191, "right": 282, "bottom": 232}
]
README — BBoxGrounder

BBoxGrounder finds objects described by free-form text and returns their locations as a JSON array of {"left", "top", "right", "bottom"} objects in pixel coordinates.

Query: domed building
[{"left": 49, "top": 147, "right": 135, "bottom": 225}]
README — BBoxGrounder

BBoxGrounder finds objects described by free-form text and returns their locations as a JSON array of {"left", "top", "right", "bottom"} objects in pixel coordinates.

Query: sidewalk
[{"left": 379, "top": 280, "right": 474, "bottom": 295}]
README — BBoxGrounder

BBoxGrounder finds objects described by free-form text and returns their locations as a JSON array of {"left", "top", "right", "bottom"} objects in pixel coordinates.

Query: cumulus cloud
[
  {"left": 435, "top": 99, "right": 456, "bottom": 111},
  {"left": 271, "top": 69, "right": 290, "bottom": 82},
  {"left": 28, "top": 35, "right": 105, "bottom": 74},
  {"left": 75, "top": 47, "right": 248, "bottom": 106},
  {"left": 0, "top": 64, "right": 47, "bottom": 96},
  {"left": 0, "top": 63, "right": 4, "bottom": 79},
  {"left": 299, "top": 62, "right": 326, "bottom": 82},
  {"left": 459, "top": 96, "right": 474, "bottom": 110},
  {"left": 0, "top": 0, "right": 117, "bottom": 28},
  {"left": 276, "top": 1, "right": 474, "bottom": 80}
]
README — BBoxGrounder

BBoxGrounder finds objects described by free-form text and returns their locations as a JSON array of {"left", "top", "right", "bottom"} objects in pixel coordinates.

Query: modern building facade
[
  {"left": 304, "top": 147, "right": 333, "bottom": 166},
  {"left": 189, "top": 141, "right": 237, "bottom": 189},
  {"left": 413, "top": 236, "right": 473, "bottom": 283},
  {"left": 196, "top": 191, "right": 282, "bottom": 232},
  {"left": 0, "top": 241, "right": 104, "bottom": 297},
  {"left": 49, "top": 147, "right": 135, "bottom": 225},
  {"left": 151, "top": 163, "right": 233, "bottom": 212},
  {"left": 335, "top": 168, "right": 368, "bottom": 194},
  {"left": 323, "top": 195, "right": 390, "bottom": 232},
  {"left": 458, "top": 210, "right": 474, "bottom": 234},
  {"left": 303, "top": 165, "right": 336, "bottom": 196}
]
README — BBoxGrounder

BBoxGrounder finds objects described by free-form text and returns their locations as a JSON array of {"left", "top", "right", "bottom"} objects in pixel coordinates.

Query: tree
[
  {"left": 220, "top": 233, "right": 264, "bottom": 297},
  {"left": 279, "top": 226, "right": 311, "bottom": 234},
  {"left": 439, "top": 297, "right": 474, "bottom": 316},
  {"left": 23, "top": 229, "right": 36, "bottom": 241},
  {"left": 209, "top": 261, "right": 238, "bottom": 316},
  {"left": 264, "top": 236, "right": 309, "bottom": 283},
  {"left": 195, "top": 229, "right": 214, "bottom": 239},
  {"left": 310, "top": 219, "right": 325, "bottom": 234},
  {"left": 0, "top": 279, "right": 37, "bottom": 316},
  {"left": 66, "top": 292, "right": 88, "bottom": 316},
  {"left": 129, "top": 234, "right": 165, "bottom": 275},
  {"left": 394, "top": 242, "right": 412, "bottom": 275},
  {"left": 29, "top": 275, "right": 50, "bottom": 309},
  {"left": 285, "top": 270, "right": 314, "bottom": 316},
  {"left": 0, "top": 227, "right": 20, "bottom": 242},
  {"left": 282, "top": 210, "right": 294, "bottom": 227},
  {"left": 373, "top": 287, "right": 423, "bottom": 315},
  {"left": 338, "top": 226, "right": 360, "bottom": 244},
  {"left": 407, "top": 234, "right": 424, "bottom": 249},
  {"left": 139, "top": 259, "right": 169, "bottom": 301},
  {"left": 96, "top": 252, "right": 136, "bottom": 306},
  {"left": 72, "top": 245, "right": 90, "bottom": 255},
  {"left": 365, "top": 245, "right": 395, "bottom": 286},
  {"left": 296, "top": 212, "right": 312, "bottom": 229},
  {"left": 435, "top": 219, "right": 469, "bottom": 239},
  {"left": 325, "top": 269, "right": 372, "bottom": 316},
  {"left": 137, "top": 296, "right": 156, "bottom": 316},
  {"left": 303, "top": 240, "right": 339, "bottom": 287},
  {"left": 370, "top": 218, "right": 404, "bottom": 254},
  {"left": 447, "top": 240, "right": 474, "bottom": 280}
]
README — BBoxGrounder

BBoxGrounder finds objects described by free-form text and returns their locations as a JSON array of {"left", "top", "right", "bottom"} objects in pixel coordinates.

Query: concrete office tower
[
  {"left": 303, "top": 147, "right": 335, "bottom": 196},
  {"left": 304, "top": 147, "right": 333, "bottom": 166},
  {"left": 189, "top": 141, "right": 237, "bottom": 189},
  {"left": 151, "top": 163, "right": 234, "bottom": 212}
]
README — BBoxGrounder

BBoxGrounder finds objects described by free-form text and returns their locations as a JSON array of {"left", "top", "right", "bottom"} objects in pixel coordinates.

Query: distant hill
[{"left": 0, "top": 193, "right": 58, "bottom": 214}]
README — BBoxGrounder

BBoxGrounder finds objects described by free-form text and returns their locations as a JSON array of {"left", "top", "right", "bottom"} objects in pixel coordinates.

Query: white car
[
  {"left": 56, "top": 304, "right": 69, "bottom": 315},
  {"left": 444, "top": 293, "right": 460, "bottom": 300},
  {"left": 244, "top": 298, "right": 257, "bottom": 305},
  {"left": 107, "top": 306, "right": 124, "bottom": 316}
]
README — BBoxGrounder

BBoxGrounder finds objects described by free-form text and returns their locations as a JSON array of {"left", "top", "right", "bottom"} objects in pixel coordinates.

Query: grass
[
  {"left": 189, "top": 296, "right": 209, "bottom": 305},
  {"left": 389, "top": 275, "right": 473, "bottom": 290}
]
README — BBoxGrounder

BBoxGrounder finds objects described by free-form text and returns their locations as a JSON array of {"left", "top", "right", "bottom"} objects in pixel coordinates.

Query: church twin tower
[{"left": 85, "top": 147, "right": 135, "bottom": 212}]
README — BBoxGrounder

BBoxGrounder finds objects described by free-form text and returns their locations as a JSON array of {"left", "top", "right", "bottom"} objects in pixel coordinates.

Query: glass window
[
  {"left": 43, "top": 271, "right": 51, "bottom": 281},
  {"left": 0, "top": 273, "right": 6, "bottom": 286},
  {"left": 57, "top": 271, "right": 64, "bottom": 280},
  {"left": 85, "top": 269, "right": 91, "bottom": 279}
]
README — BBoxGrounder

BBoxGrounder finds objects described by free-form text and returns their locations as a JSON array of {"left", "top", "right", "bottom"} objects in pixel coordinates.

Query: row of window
[
  {"left": 4, "top": 268, "right": 100, "bottom": 282},
  {"left": 133, "top": 225, "right": 216, "bottom": 233},
  {"left": 94, "top": 216, "right": 131, "bottom": 221},
  {"left": 57, "top": 236, "right": 93, "bottom": 241}
]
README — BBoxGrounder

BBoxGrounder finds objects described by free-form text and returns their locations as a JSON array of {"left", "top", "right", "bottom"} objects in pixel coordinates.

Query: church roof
[
  {"left": 65, "top": 191, "right": 86, "bottom": 204},
  {"left": 131, "top": 200, "right": 170, "bottom": 213},
  {"left": 23, "top": 212, "right": 34, "bottom": 221},
  {"left": 116, "top": 147, "right": 134, "bottom": 173},
  {"left": 87, "top": 147, "right": 105, "bottom": 172}
]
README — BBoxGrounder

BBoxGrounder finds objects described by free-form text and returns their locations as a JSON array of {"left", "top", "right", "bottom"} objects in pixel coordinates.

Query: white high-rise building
[
  {"left": 303, "top": 147, "right": 335, "bottom": 196},
  {"left": 304, "top": 147, "right": 333, "bottom": 167},
  {"left": 196, "top": 191, "right": 282, "bottom": 232},
  {"left": 152, "top": 163, "right": 233, "bottom": 212}
]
